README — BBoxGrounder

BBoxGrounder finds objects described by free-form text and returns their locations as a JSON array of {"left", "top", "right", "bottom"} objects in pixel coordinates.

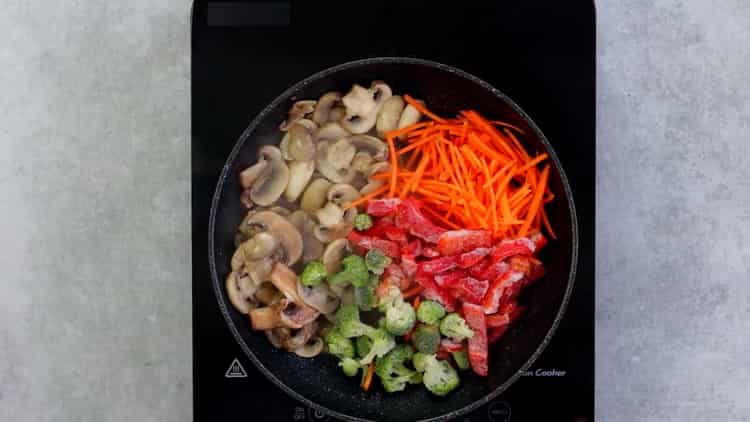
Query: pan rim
[{"left": 207, "top": 56, "right": 579, "bottom": 422}]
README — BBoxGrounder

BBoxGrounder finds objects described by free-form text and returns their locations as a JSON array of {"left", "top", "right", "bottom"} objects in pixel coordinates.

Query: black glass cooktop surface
[{"left": 191, "top": 1, "right": 595, "bottom": 421}]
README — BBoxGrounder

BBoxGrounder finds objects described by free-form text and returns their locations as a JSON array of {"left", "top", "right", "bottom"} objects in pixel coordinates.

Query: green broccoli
[
  {"left": 452, "top": 349, "right": 470, "bottom": 370},
  {"left": 375, "top": 345, "right": 418, "bottom": 393},
  {"left": 416, "top": 300, "right": 446, "bottom": 325},
  {"left": 354, "top": 213, "right": 373, "bottom": 231},
  {"left": 328, "top": 255, "right": 369, "bottom": 287},
  {"left": 439, "top": 313, "right": 475, "bottom": 341},
  {"left": 355, "top": 284, "right": 377, "bottom": 311},
  {"left": 334, "top": 304, "right": 376, "bottom": 339},
  {"left": 377, "top": 285, "right": 401, "bottom": 313},
  {"left": 411, "top": 324, "right": 440, "bottom": 354},
  {"left": 300, "top": 260, "right": 326, "bottom": 286},
  {"left": 339, "top": 357, "right": 363, "bottom": 377},
  {"left": 375, "top": 285, "right": 416, "bottom": 336},
  {"left": 412, "top": 352, "right": 429, "bottom": 372},
  {"left": 325, "top": 329, "right": 355, "bottom": 358},
  {"left": 356, "top": 335, "right": 372, "bottom": 359},
  {"left": 358, "top": 327, "right": 396, "bottom": 365},
  {"left": 365, "top": 249, "right": 391, "bottom": 275},
  {"left": 422, "top": 354, "right": 460, "bottom": 396}
]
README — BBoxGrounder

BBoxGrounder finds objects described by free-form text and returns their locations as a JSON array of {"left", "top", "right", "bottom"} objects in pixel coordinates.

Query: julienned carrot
[
  {"left": 359, "top": 100, "right": 554, "bottom": 239},
  {"left": 403, "top": 285, "right": 425, "bottom": 299},
  {"left": 361, "top": 361, "right": 375, "bottom": 391},
  {"left": 343, "top": 185, "right": 388, "bottom": 210},
  {"left": 412, "top": 296, "right": 421, "bottom": 310}
]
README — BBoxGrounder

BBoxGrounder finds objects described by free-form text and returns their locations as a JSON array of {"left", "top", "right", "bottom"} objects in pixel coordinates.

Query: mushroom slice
[
  {"left": 369, "top": 80, "right": 393, "bottom": 109},
  {"left": 288, "top": 210, "right": 324, "bottom": 263},
  {"left": 348, "top": 135, "right": 388, "bottom": 161},
  {"left": 284, "top": 160, "right": 314, "bottom": 202},
  {"left": 292, "top": 337, "right": 324, "bottom": 358},
  {"left": 330, "top": 283, "right": 355, "bottom": 306},
  {"left": 397, "top": 101, "right": 424, "bottom": 134},
  {"left": 285, "top": 321, "right": 319, "bottom": 350},
  {"left": 247, "top": 211, "right": 304, "bottom": 266},
  {"left": 312, "top": 92, "right": 343, "bottom": 125},
  {"left": 314, "top": 122, "right": 350, "bottom": 143},
  {"left": 376, "top": 95, "right": 405, "bottom": 137},
  {"left": 296, "top": 118, "right": 318, "bottom": 132},
  {"left": 322, "top": 239, "right": 350, "bottom": 275},
  {"left": 340, "top": 111, "right": 377, "bottom": 134},
  {"left": 297, "top": 282, "right": 340, "bottom": 314},
  {"left": 287, "top": 123, "right": 315, "bottom": 161},
  {"left": 360, "top": 181, "right": 384, "bottom": 196},
  {"left": 328, "top": 106, "right": 346, "bottom": 123},
  {"left": 258, "top": 145, "right": 284, "bottom": 162},
  {"left": 314, "top": 220, "right": 354, "bottom": 243},
  {"left": 300, "top": 178, "right": 332, "bottom": 214},
  {"left": 255, "top": 282, "right": 279, "bottom": 306},
  {"left": 279, "top": 299, "right": 320, "bottom": 329},
  {"left": 269, "top": 206, "right": 292, "bottom": 217},
  {"left": 316, "top": 142, "right": 356, "bottom": 184},
  {"left": 342, "top": 84, "right": 377, "bottom": 117},
  {"left": 315, "top": 202, "right": 344, "bottom": 227},
  {"left": 367, "top": 162, "right": 391, "bottom": 182},
  {"left": 265, "top": 328, "right": 287, "bottom": 348},
  {"left": 280, "top": 100, "right": 316, "bottom": 131},
  {"left": 250, "top": 148, "right": 290, "bottom": 206},
  {"left": 240, "top": 232, "right": 279, "bottom": 261},
  {"left": 269, "top": 262, "right": 303, "bottom": 302},
  {"left": 249, "top": 305, "right": 283, "bottom": 330},
  {"left": 327, "top": 184, "right": 360, "bottom": 206},
  {"left": 226, "top": 272, "right": 257, "bottom": 314},
  {"left": 239, "top": 160, "right": 269, "bottom": 190},
  {"left": 351, "top": 152, "right": 373, "bottom": 173},
  {"left": 326, "top": 138, "right": 356, "bottom": 170},
  {"left": 245, "top": 257, "right": 274, "bottom": 284}
]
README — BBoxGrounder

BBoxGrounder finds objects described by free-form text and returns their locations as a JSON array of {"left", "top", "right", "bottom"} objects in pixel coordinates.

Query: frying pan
[{"left": 209, "top": 57, "right": 578, "bottom": 422}]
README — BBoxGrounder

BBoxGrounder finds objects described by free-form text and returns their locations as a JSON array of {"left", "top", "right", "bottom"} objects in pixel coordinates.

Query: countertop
[{"left": 1, "top": 1, "right": 749, "bottom": 421}]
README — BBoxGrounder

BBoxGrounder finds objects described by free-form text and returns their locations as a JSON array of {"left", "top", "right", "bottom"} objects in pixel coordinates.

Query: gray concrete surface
[{"left": 0, "top": 0, "right": 748, "bottom": 421}]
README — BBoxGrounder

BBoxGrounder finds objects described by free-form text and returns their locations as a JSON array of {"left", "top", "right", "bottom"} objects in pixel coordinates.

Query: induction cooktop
[{"left": 191, "top": 1, "right": 595, "bottom": 421}]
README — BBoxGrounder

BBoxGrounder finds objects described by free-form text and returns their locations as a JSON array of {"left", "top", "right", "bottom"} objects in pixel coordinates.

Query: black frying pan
[{"left": 209, "top": 57, "right": 578, "bottom": 422}]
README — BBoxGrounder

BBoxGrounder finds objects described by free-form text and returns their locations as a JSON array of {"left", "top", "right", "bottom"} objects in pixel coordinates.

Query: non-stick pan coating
[{"left": 209, "top": 57, "right": 578, "bottom": 422}]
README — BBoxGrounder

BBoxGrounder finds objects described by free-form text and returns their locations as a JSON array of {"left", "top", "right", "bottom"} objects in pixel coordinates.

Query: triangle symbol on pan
[{"left": 225, "top": 358, "right": 248, "bottom": 378}]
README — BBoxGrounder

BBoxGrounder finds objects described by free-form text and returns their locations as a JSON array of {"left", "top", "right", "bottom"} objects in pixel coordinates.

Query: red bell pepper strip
[
  {"left": 451, "top": 277, "right": 489, "bottom": 304},
  {"left": 479, "top": 261, "right": 510, "bottom": 282},
  {"left": 384, "top": 226, "right": 408, "bottom": 243},
  {"left": 400, "top": 254, "right": 418, "bottom": 286},
  {"left": 486, "top": 312, "right": 510, "bottom": 328},
  {"left": 458, "top": 247, "right": 492, "bottom": 268},
  {"left": 382, "top": 264, "right": 407, "bottom": 290},
  {"left": 402, "top": 239, "right": 423, "bottom": 257},
  {"left": 422, "top": 246, "right": 441, "bottom": 258},
  {"left": 366, "top": 198, "right": 401, "bottom": 216},
  {"left": 347, "top": 231, "right": 401, "bottom": 258},
  {"left": 491, "top": 236, "right": 538, "bottom": 262},
  {"left": 437, "top": 229, "right": 493, "bottom": 256},
  {"left": 482, "top": 271, "right": 524, "bottom": 314},
  {"left": 395, "top": 199, "right": 447, "bottom": 243},
  {"left": 487, "top": 324, "right": 509, "bottom": 344},
  {"left": 469, "top": 258, "right": 492, "bottom": 279},
  {"left": 433, "top": 269, "right": 469, "bottom": 288},
  {"left": 439, "top": 338, "right": 465, "bottom": 353},
  {"left": 418, "top": 256, "right": 459, "bottom": 274},
  {"left": 463, "top": 303, "right": 488, "bottom": 376},
  {"left": 416, "top": 270, "right": 456, "bottom": 312}
]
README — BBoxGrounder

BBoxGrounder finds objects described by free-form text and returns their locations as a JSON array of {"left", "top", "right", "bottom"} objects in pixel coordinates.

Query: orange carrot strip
[
  {"left": 518, "top": 165, "right": 550, "bottom": 236},
  {"left": 362, "top": 361, "right": 375, "bottom": 391},
  {"left": 397, "top": 136, "right": 435, "bottom": 156},
  {"left": 490, "top": 120, "right": 526, "bottom": 134},
  {"left": 516, "top": 153, "right": 549, "bottom": 173},
  {"left": 404, "top": 94, "right": 448, "bottom": 123},
  {"left": 386, "top": 135, "right": 398, "bottom": 197},
  {"left": 422, "top": 203, "right": 462, "bottom": 229},
  {"left": 343, "top": 185, "right": 388, "bottom": 210},
  {"left": 403, "top": 285, "right": 424, "bottom": 299},
  {"left": 467, "top": 132, "right": 511, "bottom": 163},
  {"left": 412, "top": 296, "right": 421, "bottom": 310},
  {"left": 463, "top": 111, "right": 519, "bottom": 160},
  {"left": 541, "top": 207, "right": 558, "bottom": 240}
]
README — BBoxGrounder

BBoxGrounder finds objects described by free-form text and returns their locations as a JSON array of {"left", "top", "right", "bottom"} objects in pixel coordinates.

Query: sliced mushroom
[
  {"left": 284, "top": 321, "right": 319, "bottom": 350},
  {"left": 269, "top": 206, "right": 291, "bottom": 217},
  {"left": 322, "top": 239, "right": 349, "bottom": 275},
  {"left": 265, "top": 328, "right": 287, "bottom": 348},
  {"left": 340, "top": 111, "right": 377, "bottom": 134},
  {"left": 376, "top": 95, "right": 405, "bottom": 137},
  {"left": 367, "top": 161, "right": 391, "bottom": 181},
  {"left": 314, "top": 220, "right": 354, "bottom": 243},
  {"left": 360, "top": 181, "right": 384, "bottom": 195},
  {"left": 351, "top": 152, "right": 373, "bottom": 173},
  {"left": 255, "top": 282, "right": 280, "bottom": 305},
  {"left": 312, "top": 92, "right": 343, "bottom": 125},
  {"left": 296, "top": 118, "right": 318, "bottom": 132},
  {"left": 284, "top": 160, "right": 314, "bottom": 202},
  {"left": 247, "top": 211, "right": 304, "bottom": 266},
  {"left": 269, "top": 262, "right": 303, "bottom": 302},
  {"left": 314, "top": 122, "right": 350, "bottom": 143},
  {"left": 287, "top": 123, "right": 315, "bottom": 161},
  {"left": 288, "top": 210, "right": 324, "bottom": 262},
  {"left": 280, "top": 100, "right": 316, "bottom": 131},
  {"left": 300, "top": 178, "right": 332, "bottom": 213},
  {"left": 316, "top": 202, "right": 344, "bottom": 227},
  {"left": 240, "top": 232, "right": 278, "bottom": 261},
  {"left": 397, "top": 101, "right": 424, "bottom": 134},
  {"left": 369, "top": 80, "right": 393, "bottom": 110},
  {"left": 292, "top": 337, "right": 324, "bottom": 358},
  {"left": 239, "top": 160, "right": 269, "bottom": 190},
  {"left": 297, "top": 282, "right": 340, "bottom": 315},
  {"left": 279, "top": 133, "right": 292, "bottom": 160},
  {"left": 226, "top": 272, "right": 258, "bottom": 314},
  {"left": 250, "top": 149, "right": 290, "bottom": 206},
  {"left": 343, "top": 207, "right": 358, "bottom": 224},
  {"left": 240, "top": 190, "right": 254, "bottom": 210},
  {"left": 348, "top": 135, "right": 388, "bottom": 161},
  {"left": 330, "top": 283, "right": 355, "bottom": 306},
  {"left": 279, "top": 299, "right": 320, "bottom": 329},
  {"left": 329, "top": 106, "right": 346, "bottom": 123},
  {"left": 245, "top": 257, "right": 274, "bottom": 284},
  {"left": 326, "top": 138, "right": 356, "bottom": 170},
  {"left": 327, "top": 184, "right": 360, "bottom": 206},
  {"left": 316, "top": 142, "right": 356, "bottom": 184},
  {"left": 342, "top": 84, "right": 377, "bottom": 117}
]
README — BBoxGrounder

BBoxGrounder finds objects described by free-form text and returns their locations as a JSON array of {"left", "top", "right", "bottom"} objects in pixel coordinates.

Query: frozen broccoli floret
[
  {"left": 328, "top": 255, "right": 369, "bottom": 287},
  {"left": 411, "top": 324, "right": 440, "bottom": 354},
  {"left": 325, "top": 329, "right": 355, "bottom": 358},
  {"left": 375, "top": 345, "right": 418, "bottom": 393},
  {"left": 452, "top": 349, "right": 470, "bottom": 370},
  {"left": 300, "top": 260, "right": 326, "bottom": 286},
  {"left": 356, "top": 335, "right": 372, "bottom": 359},
  {"left": 365, "top": 249, "right": 391, "bottom": 275},
  {"left": 439, "top": 313, "right": 475, "bottom": 341},
  {"left": 412, "top": 352, "right": 429, "bottom": 372},
  {"left": 354, "top": 213, "right": 373, "bottom": 231},
  {"left": 422, "top": 354, "right": 460, "bottom": 396},
  {"left": 416, "top": 300, "right": 446, "bottom": 325},
  {"left": 339, "top": 357, "right": 363, "bottom": 377},
  {"left": 358, "top": 328, "right": 396, "bottom": 365},
  {"left": 384, "top": 300, "right": 416, "bottom": 336},
  {"left": 355, "top": 284, "right": 377, "bottom": 311},
  {"left": 334, "top": 304, "right": 376, "bottom": 339}
]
